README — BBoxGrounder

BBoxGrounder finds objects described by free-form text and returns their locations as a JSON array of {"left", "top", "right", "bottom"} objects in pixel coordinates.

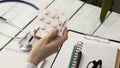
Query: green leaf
[
  {"left": 100, "top": 0, "right": 113, "bottom": 23},
  {"left": 87, "top": 0, "right": 94, "bottom": 4}
]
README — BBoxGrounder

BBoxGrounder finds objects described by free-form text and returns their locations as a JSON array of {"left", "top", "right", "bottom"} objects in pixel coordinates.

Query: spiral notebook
[
  {"left": 51, "top": 30, "right": 120, "bottom": 68},
  {"left": 68, "top": 42, "right": 82, "bottom": 68}
]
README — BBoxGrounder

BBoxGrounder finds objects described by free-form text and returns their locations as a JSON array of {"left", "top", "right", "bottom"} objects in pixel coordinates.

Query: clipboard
[{"left": 51, "top": 30, "right": 120, "bottom": 68}]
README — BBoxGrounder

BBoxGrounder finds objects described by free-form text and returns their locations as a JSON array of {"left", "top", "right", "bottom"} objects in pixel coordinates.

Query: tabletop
[{"left": 0, "top": 0, "right": 120, "bottom": 68}]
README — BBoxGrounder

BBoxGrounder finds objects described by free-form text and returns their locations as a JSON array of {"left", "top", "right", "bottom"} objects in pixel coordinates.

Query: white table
[
  {"left": 48, "top": 0, "right": 84, "bottom": 19},
  {"left": 0, "top": 2, "right": 17, "bottom": 16},
  {"left": 0, "top": 49, "right": 28, "bottom": 68},
  {"left": 0, "top": 0, "right": 120, "bottom": 68},
  {"left": 67, "top": 3, "right": 102, "bottom": 34},
  {"left": 94, "top": 12, "right": 120, "bottom": 41}
]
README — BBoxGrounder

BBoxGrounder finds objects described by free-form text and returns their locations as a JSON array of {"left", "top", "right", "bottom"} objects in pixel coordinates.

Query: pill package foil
[{"left": 36, "top": 8, "right": 68, "bottom": 37}]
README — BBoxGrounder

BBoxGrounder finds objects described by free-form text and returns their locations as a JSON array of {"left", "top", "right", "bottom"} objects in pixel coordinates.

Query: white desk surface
[
  {"left": 0, "top": 0, "right": 120, "bottom": 68},
  {"left": 0, "top": 35, "right": 10, "bottom": 49},
  {"left": 67, "top": 3, "right": 102, "bottom": 34},
  {"left": 48, "top": 0, "right": 84, "bottom": 18},
  {"left": 94, "top": 12, "right": 120, "bottom": 41},
  {"left": 0, "top": 49, "right": 28, "bottom": 68},
  {"left": 0, "top": 2, "right": 17, "bottom": 16},
  {"left": 24, "top": 0, "right": 54, "bottom": 9},
  {"left": 2, "top": 0, "right": 54, "bottom": 29}
]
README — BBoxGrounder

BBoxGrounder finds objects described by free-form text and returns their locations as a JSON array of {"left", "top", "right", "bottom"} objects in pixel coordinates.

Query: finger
[
  {"left": 62, "top": 27, "right": 68, "bottom": 40},
  {"left": 33, "top": 35, "right": 41, "bottom": 40},
  {"left": 58, "top": 27, "right": 68, "bottom": 43},
  {"left": 33, "top": 29, "right": 38, "bottom": 34},
  {"left": 33, "top": 29, "right": 41, "bottom": 40}
]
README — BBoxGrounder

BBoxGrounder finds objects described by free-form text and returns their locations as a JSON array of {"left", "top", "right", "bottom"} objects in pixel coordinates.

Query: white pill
[
  {"left": 51, "top": 14, "right": 56, "bottom": 18},
  {"left": 41, "top": 26, "right": 46, "bottom": 30},
  {"left": 43, "top": 9, "right": 49, "bottom": 15},
  {"left": 39, "top": 16, "right": 44, "bottom": 20},
  {"left": 52, "top": 23, "right": 57, "bottom": 28},
  {"left": 45, "top": 19, "right": 50, "bottom": 24}
]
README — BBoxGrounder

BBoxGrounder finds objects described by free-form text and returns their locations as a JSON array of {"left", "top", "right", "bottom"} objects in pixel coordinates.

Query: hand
[{"left": 27, "top": 27, "right": 68, "bottom": 66}]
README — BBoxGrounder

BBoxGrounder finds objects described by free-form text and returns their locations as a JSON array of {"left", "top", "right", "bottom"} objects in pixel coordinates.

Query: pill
[
  {"left": 41, "top": 26, "right": 46, "bottom": 30},
  {"left": 52, "top": 23, "right": 57, "bottom": 28},
  {"left": 39, "top": 16, "right": 44, "bottom": 20},
  {"left": 51, "top": 14, "right": 56, "bottom": 18},
  {"left": 43, "top": 9, "right": 49, "bottom": 15},
  {"left": 45, "top": 19, "right": 50, "bottom": 24}
]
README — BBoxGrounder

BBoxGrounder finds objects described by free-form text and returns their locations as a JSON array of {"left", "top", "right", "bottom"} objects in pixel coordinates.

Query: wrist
[{"left": 27, "top": 54, "right": 43, "bottom": 66}]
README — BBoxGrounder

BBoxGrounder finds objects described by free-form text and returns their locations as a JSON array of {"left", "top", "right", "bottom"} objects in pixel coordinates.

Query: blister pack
[{"left": 36, "top": 8, "right": 68, "bottom": 37}]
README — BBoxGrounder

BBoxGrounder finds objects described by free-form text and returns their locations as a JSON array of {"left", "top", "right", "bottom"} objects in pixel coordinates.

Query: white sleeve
[{"left": 24, "top": 62, "right": 37, "bottom": 68}]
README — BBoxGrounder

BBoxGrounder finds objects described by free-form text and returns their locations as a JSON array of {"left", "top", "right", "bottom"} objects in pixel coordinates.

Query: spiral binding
[{"left": 69, "top": 41, "right": 83, "bottom": 68}]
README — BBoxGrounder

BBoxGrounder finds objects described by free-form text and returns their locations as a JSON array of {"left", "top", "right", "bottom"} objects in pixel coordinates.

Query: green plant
[
  {"left": 81, "top": 0, "right": 113, "bottom": 23},
  {"left": 100, "top": 0, "right": 113, "bottom": 23}
]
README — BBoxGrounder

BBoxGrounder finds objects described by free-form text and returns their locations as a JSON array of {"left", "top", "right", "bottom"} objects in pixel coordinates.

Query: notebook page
[{"left": 52, "top": 31, "right": 119, "bottom": 68}]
